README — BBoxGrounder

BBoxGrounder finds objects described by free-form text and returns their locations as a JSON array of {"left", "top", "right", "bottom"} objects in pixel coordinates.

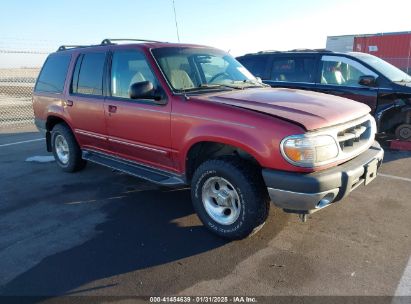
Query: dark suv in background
[{"left": 237, "top": 50, "right": 411, "bottom": 141}]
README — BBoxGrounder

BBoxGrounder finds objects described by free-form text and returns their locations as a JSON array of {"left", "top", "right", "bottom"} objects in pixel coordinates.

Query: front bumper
[{"left": 262, "top": 141, "right": 384, "bottom": 213}]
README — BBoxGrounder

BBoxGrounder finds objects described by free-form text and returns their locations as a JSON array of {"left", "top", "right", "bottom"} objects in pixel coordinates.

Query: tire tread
[{"left": 191, "top": 157, "right": 269, "bottom": 239}]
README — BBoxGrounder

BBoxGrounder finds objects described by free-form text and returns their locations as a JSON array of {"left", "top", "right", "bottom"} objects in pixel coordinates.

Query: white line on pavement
[
  {"left": 0, "top": 138, "right": 44, "bottom": 148},
  {"left": 379, "top": 173, "right": 411, "bottom": 183},
  {"left": 395, "top": 255, "right": 411, "bottom": 296}
]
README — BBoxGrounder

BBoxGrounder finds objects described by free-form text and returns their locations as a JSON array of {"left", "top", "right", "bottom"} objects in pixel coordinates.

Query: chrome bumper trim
[{"left": 267, "top": 187, "right": 340, "bottom": 212}]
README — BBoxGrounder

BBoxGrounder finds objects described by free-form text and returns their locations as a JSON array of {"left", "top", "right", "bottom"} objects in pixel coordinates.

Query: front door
[
  {"left": 316, "top": 55, "right": 379, "bottom": 113},
  {"left": 104, "top": 49, "right": 174, "bottom": 171}
]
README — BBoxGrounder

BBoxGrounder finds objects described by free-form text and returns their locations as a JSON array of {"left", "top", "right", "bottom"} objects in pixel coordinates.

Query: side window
[
  {"left": 320, "top": 55, "right": 377, "bottom": 86},
  {"left": 71, "top": 52, "right": 106, "bottom": 96},
  {"left": 271, "top": 57, "right": 315, "bottom": 83},
  {"left": 111, "top": 50, "right": 158, "bottom": 99},
  {"left": 238, "top": 56, "right": 268, "bottom": 79},
  {"left": 35, "top": 54, "right": 71, "bottom": 93}
]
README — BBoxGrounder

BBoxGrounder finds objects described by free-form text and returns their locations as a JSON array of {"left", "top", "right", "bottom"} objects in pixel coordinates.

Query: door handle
[
  {"left": 108, "top": 105, "right": 117, "bottom": 113},
  {"left": 64, "top": 100, "right": 74, "bottom": 107}
]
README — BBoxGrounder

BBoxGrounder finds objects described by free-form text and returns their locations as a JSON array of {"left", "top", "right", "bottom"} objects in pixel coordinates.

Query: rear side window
[
  {"left": 271, "top": 57, "right": 316, "bottom": 83},
  {"left": 71, "top": 52, "right": 106, "bottom": 96},
  {"left": 238, "top": 56, "right": 268, "bottom": 79},
  {"left": 35, "top": 54, "right": 71, "bottom": 93}
]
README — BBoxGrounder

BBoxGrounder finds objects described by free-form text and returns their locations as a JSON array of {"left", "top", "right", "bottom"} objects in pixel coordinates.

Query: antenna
[{"left": 172, "top": 0, "right": 181, "bottom": 42}]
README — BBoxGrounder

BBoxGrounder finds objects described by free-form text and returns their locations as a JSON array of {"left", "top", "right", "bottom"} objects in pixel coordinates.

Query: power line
[
  {"left": 0, "top": 49, "right": 50, "bottom": 54},
  {"left": 172, "top": 0, "right": 181, "bottom": 42}
]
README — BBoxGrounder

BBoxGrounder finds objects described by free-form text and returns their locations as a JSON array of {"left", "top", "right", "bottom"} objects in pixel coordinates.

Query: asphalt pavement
[{"left": 0, "top": 128, "right": 410, "bottom": 303}]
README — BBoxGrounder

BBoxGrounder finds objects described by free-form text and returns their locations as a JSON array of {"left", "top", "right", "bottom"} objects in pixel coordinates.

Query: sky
[{"left": 1, "top": 0, "right": 411, "bottom": 67}]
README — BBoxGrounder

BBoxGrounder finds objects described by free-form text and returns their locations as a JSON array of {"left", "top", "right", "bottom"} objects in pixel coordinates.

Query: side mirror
[
  {"left": 255, "top": 77, "right": 263, "bottom": 83},
  {"left": 129, "top": 81, "right": 156, "bottom": 100},
  {"left": 359, "top": 75, "right": 376, "bottom": 87}
]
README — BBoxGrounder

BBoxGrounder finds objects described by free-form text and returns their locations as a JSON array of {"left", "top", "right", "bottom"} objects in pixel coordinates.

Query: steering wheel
[{"left": 209, "top": 72, "right": 231, "bottom": 83}]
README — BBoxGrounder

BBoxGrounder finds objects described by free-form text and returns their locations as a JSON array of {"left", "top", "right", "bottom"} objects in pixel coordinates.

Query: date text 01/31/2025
[{"left": 149, "top": 296, "right": 257, "bottom": 303}]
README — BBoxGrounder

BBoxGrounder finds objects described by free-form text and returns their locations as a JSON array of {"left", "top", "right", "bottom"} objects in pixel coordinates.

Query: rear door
[
  {"left": 104, "top": 49, "right": 173, "bottom": 171},
  {"left": 315, "top": 55, "right": 379, "bottom": 112},
  {"left": 67, "top": 51, "right": 109, "bottom": 152},
  {"left": 264, "top": 55, "right": 318, "bottom": 91}
]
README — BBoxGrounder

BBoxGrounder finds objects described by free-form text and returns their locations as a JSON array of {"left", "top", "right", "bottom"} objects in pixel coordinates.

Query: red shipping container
[{"left": 354, "top": 32, "right": 411, "bottom": 73}]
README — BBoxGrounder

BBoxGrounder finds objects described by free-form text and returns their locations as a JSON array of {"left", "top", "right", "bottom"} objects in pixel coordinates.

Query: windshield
[
  {"left": 351, "top": 53, "right": 411, "bottom": 82},
  {"left": 151, "top": 47, "right": 264, "bottom": 92}
]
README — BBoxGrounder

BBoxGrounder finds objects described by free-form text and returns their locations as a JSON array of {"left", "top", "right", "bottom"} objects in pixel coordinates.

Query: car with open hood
[{"left": 32, "top": 39, "right": 384, "bottom": 239}]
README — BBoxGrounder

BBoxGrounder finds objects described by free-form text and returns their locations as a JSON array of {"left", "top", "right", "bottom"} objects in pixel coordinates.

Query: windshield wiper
[
  {"left": 176, "top": 84, "right": 238, "bottom": 94},
  {"left": 198, "top": 83, "right": 243, "bottom": 90},
  {"left": 179, "top": 82, "right": 261, "bottom": 94},
  {"left": 234, "top": 79, "right": 269, "bottom": 88}
]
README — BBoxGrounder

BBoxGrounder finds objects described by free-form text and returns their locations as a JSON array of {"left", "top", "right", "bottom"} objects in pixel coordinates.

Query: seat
[
  {"left": 322, "top": 62, "right": 346, "bottom": 85},
  {"left": 169, "top": 70, "right": 195, "bottom": 90}
]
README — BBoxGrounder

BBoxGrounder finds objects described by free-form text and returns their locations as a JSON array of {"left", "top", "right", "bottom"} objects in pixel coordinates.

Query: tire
[
  {"left": 395, "top": 124, "right": 411, "bottom": 141},
  {"left": 191, "top": 157, "right": 270, "bottom": 240},
  {"left": 51, "top": 123, "right": 86, "bottom": 172}
]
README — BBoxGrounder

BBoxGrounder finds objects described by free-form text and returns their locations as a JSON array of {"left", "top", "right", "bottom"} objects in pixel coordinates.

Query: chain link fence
[
  {"left": 0, "top": 49, "right": 48, "bottom": 130},
  {"left": 0, "top": 66, "right": 40, "bottom": 128}
]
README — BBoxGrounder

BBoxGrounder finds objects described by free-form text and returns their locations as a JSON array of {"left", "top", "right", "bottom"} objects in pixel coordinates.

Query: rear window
[
  {"left": 71, "top": 52, "right": 106, "bottom": 96},
  {"left": 35, "top": 54, "right": 71, "bottom": 93}
]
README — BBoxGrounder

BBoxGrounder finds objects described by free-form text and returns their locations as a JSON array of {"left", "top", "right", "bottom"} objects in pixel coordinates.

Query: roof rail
[
  {"left": 258, "top": 50, "right": 280, "bottom": 53},
  {"left": 242, "top": 48, "right": 334, "bottom": 56},
  {"left": 101, "top": 38, "right": 165, "bottom": 45},
  {"left": 242, "top": 50, "right": 280, "bottom": 56},
  {"left": 57, "top": 45, "right": 88, "bottom": 51},
  {"left": 288, "top": 48, "right": 333, "bottom": 52},
  {"left": 56, "top": 38, "right": 167, "bottom": 52}
]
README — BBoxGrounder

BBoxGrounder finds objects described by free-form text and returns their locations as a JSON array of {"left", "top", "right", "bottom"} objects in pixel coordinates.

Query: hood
[
  {"left": 200, "top": 88, "right": 371, "bottom": 131},
  {"left": 393, "top": 81, "right": 411, "bottom": 89}
]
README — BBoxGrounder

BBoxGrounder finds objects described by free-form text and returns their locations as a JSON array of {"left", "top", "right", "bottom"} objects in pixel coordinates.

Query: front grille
[{"left": 337, "top": 119, "right": 372, "bottom": 154}]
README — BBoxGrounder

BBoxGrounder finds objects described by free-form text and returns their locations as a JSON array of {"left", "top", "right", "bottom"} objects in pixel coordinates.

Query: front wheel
[
  {"left": 51, "top": 123, "right": 86, "bottom": 172},
  {"left": 395, "top": 124, "right": 411, "bottom": 141},
  {"left": 191, "top": 158, "right": 269, "bottom": 240}
]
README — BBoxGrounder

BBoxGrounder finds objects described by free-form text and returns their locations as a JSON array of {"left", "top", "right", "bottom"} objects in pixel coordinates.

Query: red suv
[{"left": 33, "top": 39, "right": 384, "bottom": 239}]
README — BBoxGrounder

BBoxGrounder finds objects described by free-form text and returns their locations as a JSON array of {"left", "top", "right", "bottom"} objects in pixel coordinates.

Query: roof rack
[
  {"left": 288, "top": 48, "right": 332, "bottom": 53},
  {"left": 101, "top": 38, "right": 165, "bottom": 45},
  {"left": 243, "top": 48, "right": 334, "bottom": 56},
  {"left": 256, "top": 50, "right": 280, "bottom": 53},
  {"left": 242, "top": 50, "right": 280, "bottom": 56},
  {"left": 57, "top": 38, "right": 167, "bottom": 52},
  {"left": 57, "top": 45, "right": 88, "bottom": 51}
]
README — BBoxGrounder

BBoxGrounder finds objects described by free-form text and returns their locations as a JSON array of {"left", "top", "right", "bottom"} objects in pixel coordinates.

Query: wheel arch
[
  {"left": 45, "top": 115, "right": 72, "bottom": 152},
  {"left": 376, "top": 95, "right": 411, "bottom": 135},
  {"left": 184, "top": 139, "right": 265, "bottom": 183}
]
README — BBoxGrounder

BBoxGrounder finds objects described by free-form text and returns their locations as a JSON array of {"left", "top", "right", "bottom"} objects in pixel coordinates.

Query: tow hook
[{"left": 298, "top": 214, "right": 308, "bottom": 222}]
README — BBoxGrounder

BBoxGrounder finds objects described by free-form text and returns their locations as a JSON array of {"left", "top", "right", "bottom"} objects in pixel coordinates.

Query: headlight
[{"left": 281, "top": 134, "right": 339, "bottom": 167}]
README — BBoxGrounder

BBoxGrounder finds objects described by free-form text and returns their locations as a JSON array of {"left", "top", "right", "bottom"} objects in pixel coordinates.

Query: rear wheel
[
  {"left": 191, "top": 157, "right": 269, "bottom": 240},
  {"left": 395, "top": 124, "right": 411, "bottom": 141},
  {"left": 51, "top": 123, "right": 86, "bottom": 172}
]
